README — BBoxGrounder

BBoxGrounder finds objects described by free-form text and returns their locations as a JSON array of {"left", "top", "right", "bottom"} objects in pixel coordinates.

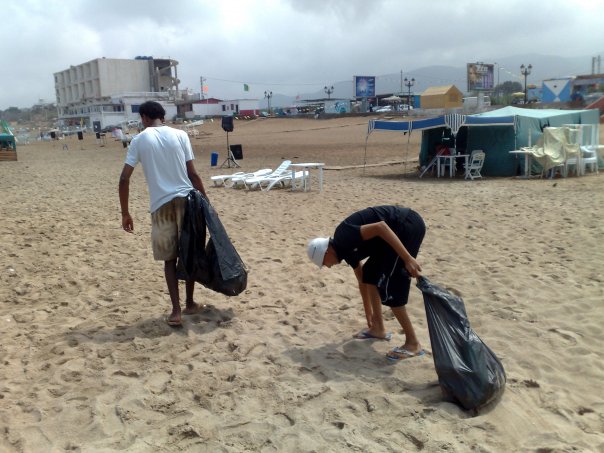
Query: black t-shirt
[{"left": 331, "top": 206, "right": 410, "bottom": 268}]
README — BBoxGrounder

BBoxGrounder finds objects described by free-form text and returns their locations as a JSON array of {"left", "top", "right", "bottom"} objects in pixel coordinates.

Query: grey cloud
[{"left": 1, "top": 0, "right": 603, "bottom": 109}]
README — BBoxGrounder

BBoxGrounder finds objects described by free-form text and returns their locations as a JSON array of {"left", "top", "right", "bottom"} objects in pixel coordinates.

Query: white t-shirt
[{"left": 125, "top": 125, "right": 195, "bottom": 213}]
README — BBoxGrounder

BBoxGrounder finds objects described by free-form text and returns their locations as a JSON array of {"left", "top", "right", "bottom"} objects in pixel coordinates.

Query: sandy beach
[{"left": 1, "top": 116, "right": 603, "bottom": 452}]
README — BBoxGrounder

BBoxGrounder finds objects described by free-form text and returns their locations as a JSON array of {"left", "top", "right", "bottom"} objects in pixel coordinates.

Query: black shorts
[{"left": 362, "top": 209, "right": 426, "bottom": 307}]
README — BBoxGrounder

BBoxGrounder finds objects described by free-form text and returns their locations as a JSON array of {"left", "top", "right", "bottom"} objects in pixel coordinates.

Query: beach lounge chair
[
  {"left": 464, "top": 150, "right": 485, "bottom": 180},
  {"left": 211, "top": 171, "right": 246, "bottom": 186},
  {"left": 243, "top": 160, "right": 292, "bottom": 190},
  {"left": 211, "top": 168, "right": 272, "bottom": 187},
  {"left": 226, "top": 168, "right": 272, "bottom": 188},
  {"left": 260, "top": 170, "right": 309, "bottom": 191}
]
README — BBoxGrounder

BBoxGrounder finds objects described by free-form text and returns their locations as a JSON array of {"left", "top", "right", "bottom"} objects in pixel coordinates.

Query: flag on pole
[{"left": 243, "top": 84, "right": 249, "bottom": 92}]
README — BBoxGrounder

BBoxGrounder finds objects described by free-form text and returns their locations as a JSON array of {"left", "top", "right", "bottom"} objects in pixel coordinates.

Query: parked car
[{"left": 375, "top": 105, "right": 393, "bottom": 113}]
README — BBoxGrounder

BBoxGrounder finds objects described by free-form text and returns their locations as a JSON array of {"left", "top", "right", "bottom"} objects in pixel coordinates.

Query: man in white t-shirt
[{"left": 118, "top": 101, "right": 209, "bottom": 327}]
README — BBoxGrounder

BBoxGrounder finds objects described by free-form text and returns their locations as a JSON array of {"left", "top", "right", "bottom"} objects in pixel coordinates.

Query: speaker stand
[{"left": 220, "top": 131, "right": 240, "bottom": 168}]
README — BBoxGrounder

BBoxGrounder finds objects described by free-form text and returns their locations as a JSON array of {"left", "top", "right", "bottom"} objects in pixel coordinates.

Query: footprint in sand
[{"left": 548, "top": 327, "right": 581, "bottom": 346}]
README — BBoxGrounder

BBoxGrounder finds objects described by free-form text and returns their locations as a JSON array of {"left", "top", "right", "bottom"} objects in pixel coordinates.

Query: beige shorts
[{"left": 151, "top": 196, "right": 187, "bottom": 261}]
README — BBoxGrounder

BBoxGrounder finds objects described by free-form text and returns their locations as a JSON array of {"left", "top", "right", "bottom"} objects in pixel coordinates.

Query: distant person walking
[
  {"left": 307, "top": 205, "right": 426, "bottom": 361},
  {"left": 118, "top": 101, "right": 209, "bottom": 327}
]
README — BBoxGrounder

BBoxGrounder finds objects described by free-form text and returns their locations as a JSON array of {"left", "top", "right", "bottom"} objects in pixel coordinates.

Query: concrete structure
[
  {"left": 54, "top": 57, "right": 180, "bottom": 129},
  {"left": 420, "top": 85, "right": 463, "bottom": 110},
  {"left": 462, "top": 94, "right": 491, "bottom": 110}
]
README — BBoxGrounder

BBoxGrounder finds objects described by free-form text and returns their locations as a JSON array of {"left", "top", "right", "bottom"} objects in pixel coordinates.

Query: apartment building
[{"left": 54, "top": 57, "right": 180, "bottom": 129}]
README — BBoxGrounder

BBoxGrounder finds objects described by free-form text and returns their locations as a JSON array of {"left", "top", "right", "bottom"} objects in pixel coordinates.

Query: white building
[
  {"left": 177, "top": 95, "right": 260, "bottom": 119},
  {"left": 54, "top": 57, "right": 180, "bottom": 130}
]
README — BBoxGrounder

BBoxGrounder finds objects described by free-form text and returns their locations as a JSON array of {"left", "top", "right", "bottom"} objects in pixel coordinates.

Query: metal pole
[
  {"left": 520, "top": 64, "right": 532, "bottom": 104},
  {"left": 264, "top": 91, "right": 273, "bottom": 114},
  {"left": 404, "top": 77, "right": 415, "bottom": 110},
  {"left": 496, "top": 62, "right": 500, "bottom": 100}
]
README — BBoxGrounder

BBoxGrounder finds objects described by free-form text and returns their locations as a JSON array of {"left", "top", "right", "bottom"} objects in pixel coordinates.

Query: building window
[
  {"left": 131, "top": 105, "right": 140, "bottom": 113},
  {"left": 222, "top": 105, "right": 226, "bottom": 111}
]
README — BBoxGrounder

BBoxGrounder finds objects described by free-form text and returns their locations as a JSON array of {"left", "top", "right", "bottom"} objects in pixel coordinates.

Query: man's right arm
[
  {"left": 360, "top": 221, "right": 421, "bottom": 278},
  {"left": 186, "top": 160, "right": 208, "bottom": 199}
]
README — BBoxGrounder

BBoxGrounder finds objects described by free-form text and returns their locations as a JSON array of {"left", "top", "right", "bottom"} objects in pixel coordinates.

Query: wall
[{"left": 97, "top": 59, "right": 151, "bottom": 97}]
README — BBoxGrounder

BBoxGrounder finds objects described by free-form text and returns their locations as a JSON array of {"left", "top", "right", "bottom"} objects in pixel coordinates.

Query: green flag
[{"left": 243, "top": 83, "right": 249, "bottom": 92}]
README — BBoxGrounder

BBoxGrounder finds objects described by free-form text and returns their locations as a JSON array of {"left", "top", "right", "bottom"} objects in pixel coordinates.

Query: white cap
[{"left": 307, "top": 237, "right": 330, "bottom": 268}]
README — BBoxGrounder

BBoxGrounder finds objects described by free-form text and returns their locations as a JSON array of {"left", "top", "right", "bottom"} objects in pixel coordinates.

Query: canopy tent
[
  {"left": 0, "top": 120, "right": 17, "bottom": 161},
  {"left": 365, "top": 107, "right": 600, "bottom": 176},
  {"left": 364, "top": 113, "right": 514, "bottom": 174},
  {"left": 382, "top": 95, "right": 403, "bottom": 104}
]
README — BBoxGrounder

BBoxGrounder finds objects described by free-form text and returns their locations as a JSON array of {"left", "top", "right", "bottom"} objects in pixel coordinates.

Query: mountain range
[{"left": 268, "top": 52, "right": 603, "bottom": 107}]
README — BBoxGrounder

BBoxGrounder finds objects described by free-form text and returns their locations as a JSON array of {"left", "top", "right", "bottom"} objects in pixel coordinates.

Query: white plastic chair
[
  {"left": 440, "top": 148, "right": 457, "bottom": 178},
  {"left": 464, "top": 150, "right": 485, "bottom": 180},
  {"left": 559, "top": 124, "right": 599, "bottom": 176},
  {"left": 579, "top": 145, "right": 598, "bottom": 174},
  {"left": 243, "top": 160, "right": 292, "bottom": 190}
]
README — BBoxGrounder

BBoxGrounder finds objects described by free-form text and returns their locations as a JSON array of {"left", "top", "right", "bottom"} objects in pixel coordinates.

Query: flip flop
[
  {"left": 353, "top": 330, "right": 392, "bottom": 341},
  {"left": 386, "top": 347, "right": 425, "bottom": 362},
  {"left": 165, "top": 316, "right": 183, "bottom": 328}
]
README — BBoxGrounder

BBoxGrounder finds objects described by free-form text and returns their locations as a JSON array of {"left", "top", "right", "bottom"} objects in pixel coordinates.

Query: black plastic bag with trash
[
  {"left": 177, "top": 190, "right": 247, "bottom": 296},
  {"left": 416, "top": 276, "right": 506, "bottom": 412}
]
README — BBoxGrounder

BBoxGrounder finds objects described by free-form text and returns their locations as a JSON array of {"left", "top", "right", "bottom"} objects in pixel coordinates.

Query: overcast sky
[{"left": 2, "top": 0, "right": 603, "bottom": 110}]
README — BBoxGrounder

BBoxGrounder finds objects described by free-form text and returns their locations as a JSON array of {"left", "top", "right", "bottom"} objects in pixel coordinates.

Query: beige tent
[{"left": 420, "top": 85, "right": 463, "bottom": 109}]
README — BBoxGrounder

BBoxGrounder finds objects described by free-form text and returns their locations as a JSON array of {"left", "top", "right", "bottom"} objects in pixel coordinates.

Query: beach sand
[{"left": 1, "top": 117, "right": 603, "bottom": 452}]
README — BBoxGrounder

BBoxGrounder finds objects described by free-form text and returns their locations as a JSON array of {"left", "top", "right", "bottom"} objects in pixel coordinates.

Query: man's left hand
[{"left": 404, "top": 257, "right": 422, "bottom": 279}]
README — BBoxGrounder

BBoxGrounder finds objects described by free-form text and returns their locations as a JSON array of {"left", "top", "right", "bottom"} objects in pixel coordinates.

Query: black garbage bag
[
  {"left": 177, "top": 192, "right": 211, "bottom": 287},
  {"left": 416, "top": 276, "right": 506, "bottom": 412},
  {"left": 177, "top": 190, "right": 247, "bottom": 296},
  {"left": 203, "top": 237, "right": 247, "bottom": 296}
]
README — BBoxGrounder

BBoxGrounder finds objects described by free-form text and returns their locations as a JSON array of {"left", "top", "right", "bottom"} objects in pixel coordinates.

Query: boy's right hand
[{"left": 122, "top": 213, "right": 134, "bottom": 233}]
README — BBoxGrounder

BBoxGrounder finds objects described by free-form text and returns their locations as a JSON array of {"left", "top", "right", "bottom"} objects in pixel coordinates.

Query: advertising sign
[
  {"left": 353, "top": 76, "right": 376, "bottom": 97},
  {"left": 467, "top": 63, "right": 494, "bottom": 91}
]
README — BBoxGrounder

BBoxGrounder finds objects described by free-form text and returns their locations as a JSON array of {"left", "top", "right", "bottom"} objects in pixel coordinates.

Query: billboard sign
[
  {"left": 353, "top": 76, "right": 376, "bottom": 97},
  {"left": 467, "top": 63, "right": 494, "bottom": 91}
]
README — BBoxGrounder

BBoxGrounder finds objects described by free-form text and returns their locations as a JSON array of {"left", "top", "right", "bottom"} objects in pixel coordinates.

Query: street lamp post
[
  {"left": 520, "top": 64, "right": 532, "bottom": 105},
  {"left": 404, "top": 77, "right": 415, "bottom": 110},
  {"left": 324, "top": 85, "right": 334, "bottom": 99},
  {"left": 264, "top": 90, "right": 273, "bottom": 114},
  {"left": 494, "top": 62, "right": 499, "bottom": 100}
]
